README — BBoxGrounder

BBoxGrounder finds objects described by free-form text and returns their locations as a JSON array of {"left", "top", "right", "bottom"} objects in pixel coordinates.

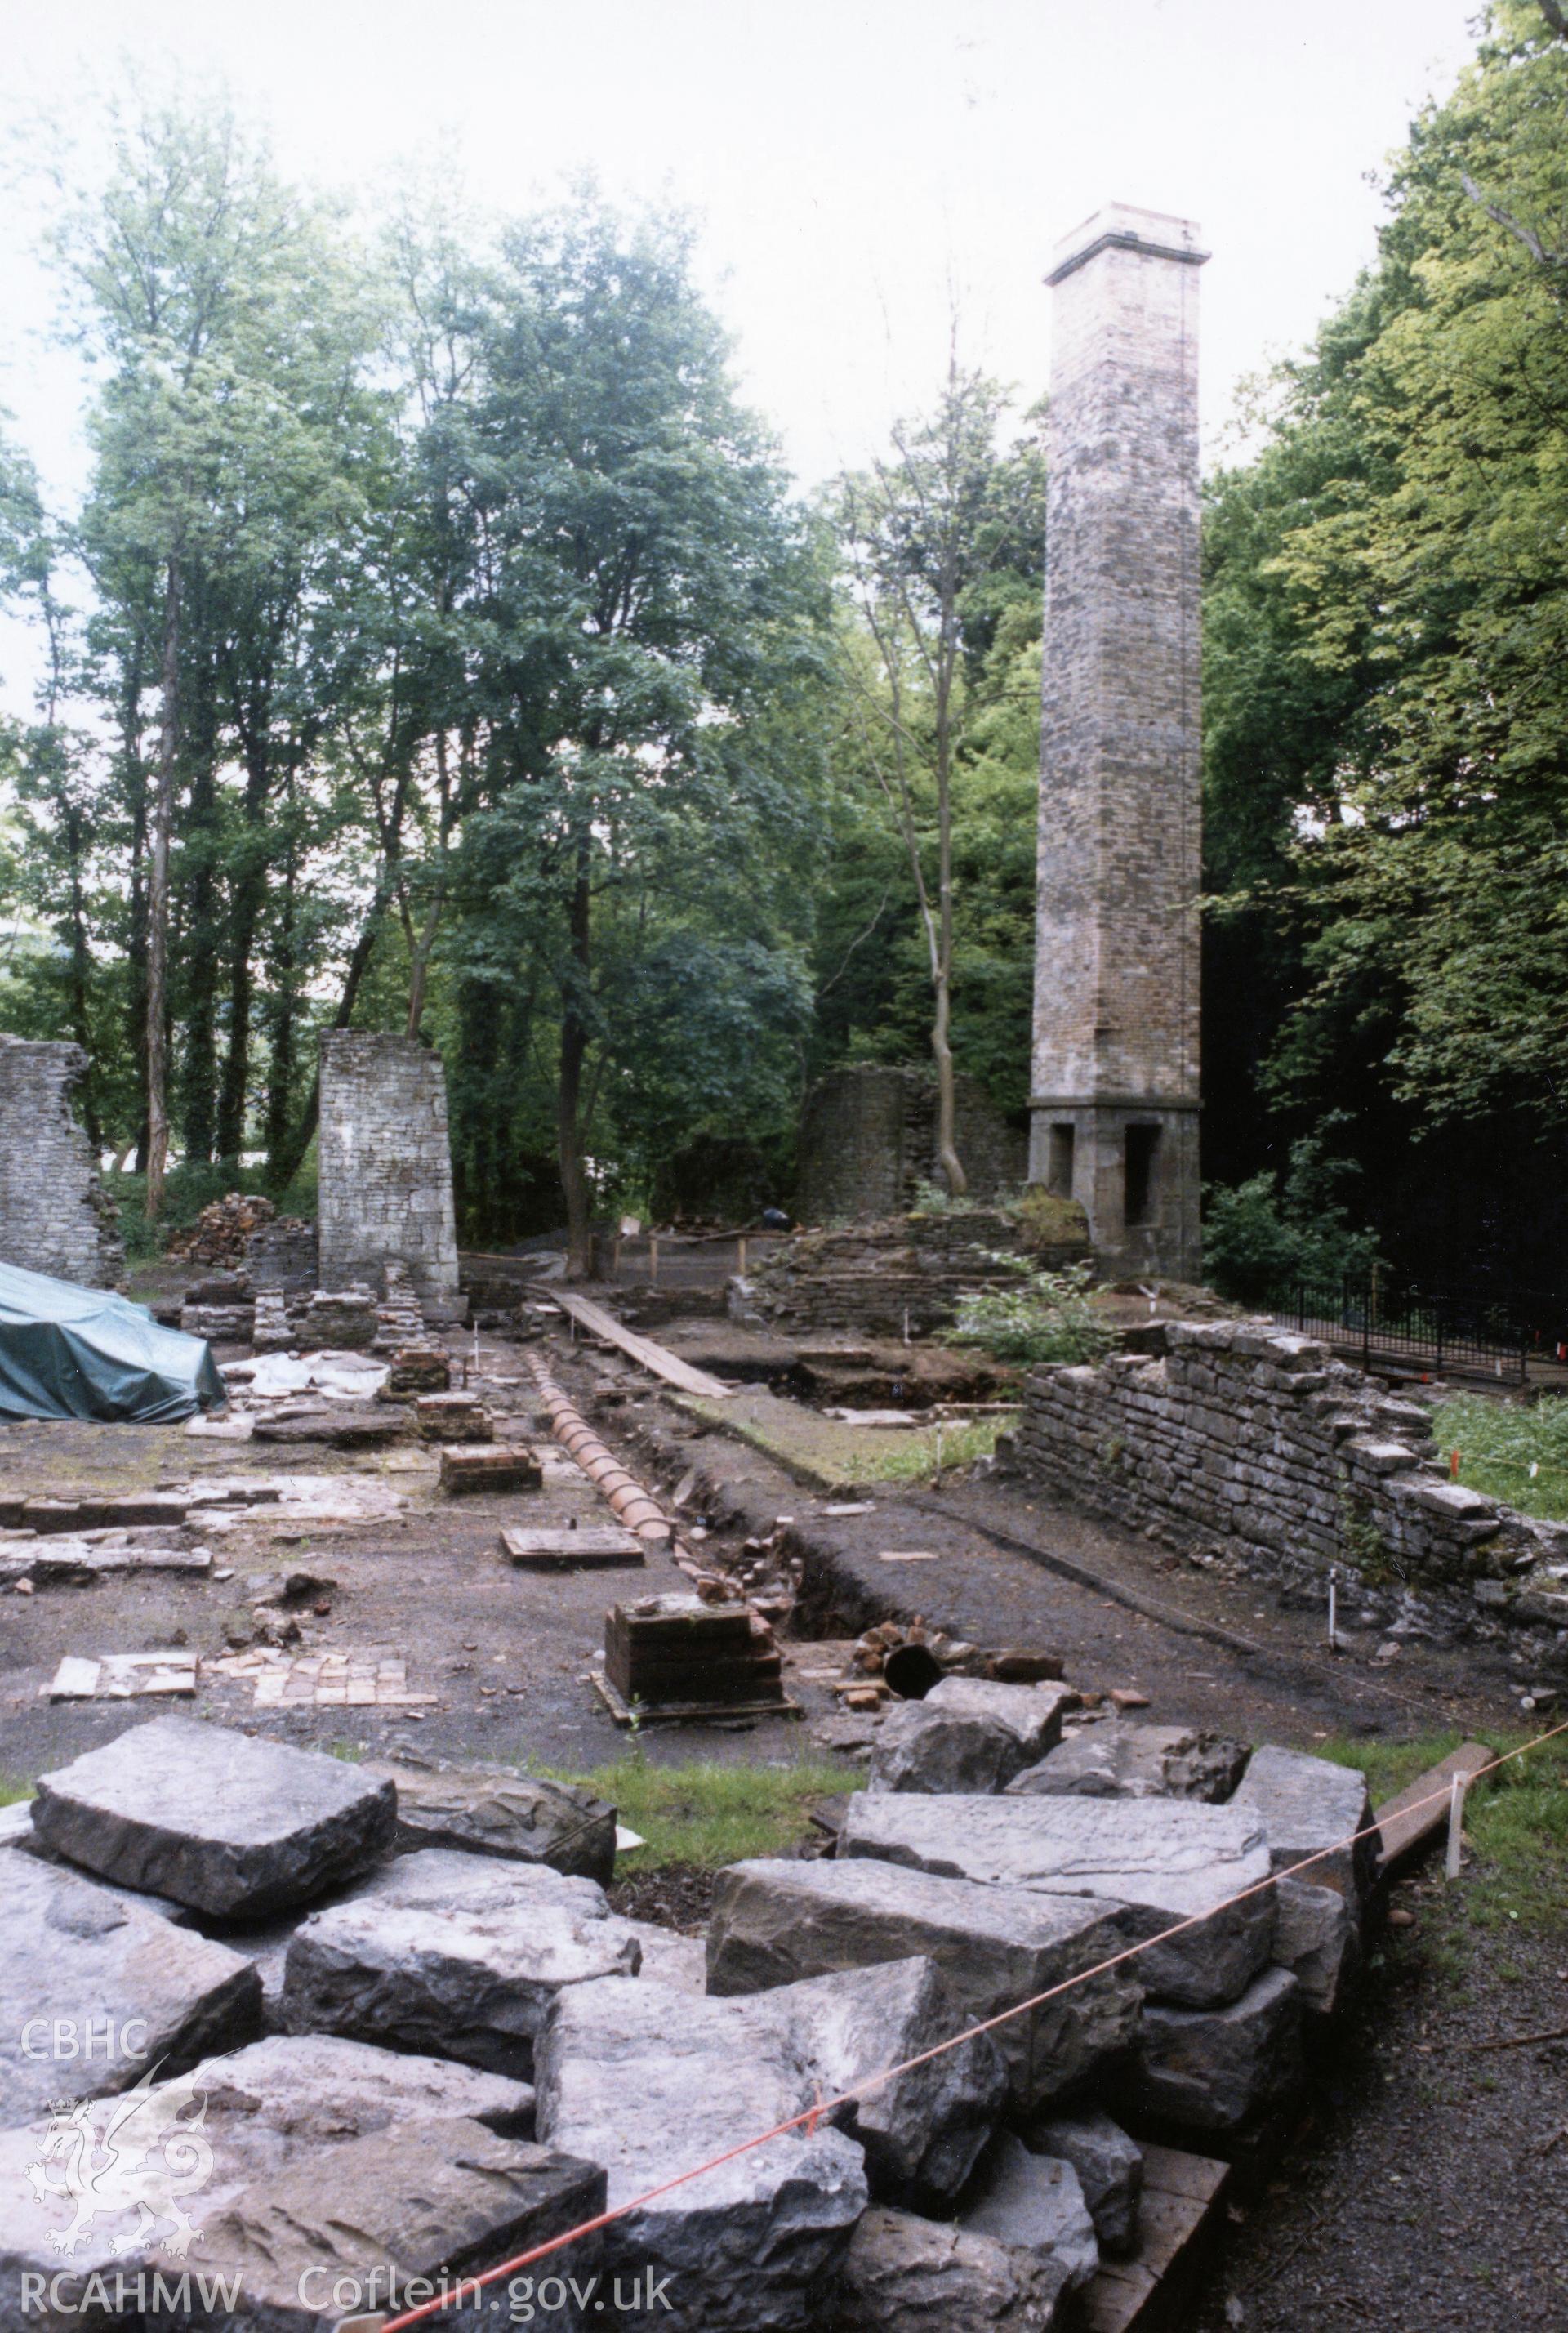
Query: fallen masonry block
[
  {"left": 0, "top": 2035, "right": 537, "bottom": 2332},
  {"left": 831, "top": 2204, "right": 1071, "bottom": 2333},
  {"left": 300, "top": 1286, "right": 380, "bottom": 1350},
  {"left": 959, "top": 2130, "right": 1100, "bottom": 2293},
  {"left": 280, "top": 1847, "right": 641, "bottom": 2077},
  {"left": 840, "top": 1793, "right": 1275, "bottom": 2009},
  {"left": 20, "top": 1492, "right": 190, "bottom": 1533},
  {"left": 20, "top": 1542, "right": 212, "bottom": 1585},
  {"left": 1022, "top": 2108, "right": 1143, "bottom": 2259},
  {"left": 706, "top": 1854, "right": 1141, "bottom": 2111},
  {"left": 439, "top": 1441, "right": 545, "bottom": 1493},
  {"left": 1231, "top": 1745, "right": 1376, "bottom": 1901},
  {"left": 0, "top": 1853, "right": 260, "bottom": 2125},
  {"left": 501, "top": 1523, "right": 647, "bottom": 1572},
  {"left": 869, "top": 1678, "right": 1076, "bottom": 1795},
  {"left": 367, "top": 1759, "right": 617, "bottom": 1884},
  {"left": 416, "top": 1389, "right": 493, "bottom": 1441},
  {"left": 782, "top": 1954, "right": 1008, "bottom": 2210},
  {"left": 141, "top": 2122, "right": 604, "bottom": 2333},
  {"left": 1009, "top": 1722, "right": 1249, "bottom": 1804},
  {"left": 626, "top": 1920, "right": 708, "bottom": 1992},
  {"left": 536, "top": 1974, "right": 869, "bottom": 2333},
  {"left": 252, "top": 1407, "right": 408, "bottom": 1448},
  {"left": 31, "top": 1715, "right": 397, "bottom": 1918},
  {"left": 1118, "top": 1965, "right": 1303, "bottom": 2134},
  {"left": 1272, "top": 1875, "right": 1360, "bottom": 2016}
]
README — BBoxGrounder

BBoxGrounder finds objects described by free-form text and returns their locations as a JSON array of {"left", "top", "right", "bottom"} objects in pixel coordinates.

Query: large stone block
[
  {"left": 0, "top": 1855, "right": 261, "bottom": 2126},
  {"left": 145, "top": 2122, "right": 604, "bottom": 2332},
  {"left": 957, "top": 2131, "right": 1098, "bottom": 2292},
  {"left": 1120, "top": 1965, "right": 1303, "bottom": 2133},
  {"left": 1020, "top": 2108, "right": 1142, "bottom": 2257},
  {"left": 869, "top": 1680, "right": 1075, "bottom": 1796},
  {"left": 0, "top": 2033, "right": 538, "bottom": 2333},
  {"left": 840, "top": 1792, "right": 1274, "bottom": 2007},
  {"left": 1272, "top": 1875, "right": 1360, "bottom": 2015},
  {"left": 368, "top": 1760, "right": 617, "bottom": 1885},
  {"left": 831, "top": 2206, "right": 1070, "bottom": 2333},
  {"left": 31, "top": 1718, "right": 396, "bottom": 1920},
  {"left": 1231, "top": 1746, "right": 1375, "bottom": 1900},
  {"left": 1009, "top": 1722, "right": 1247, "bottom": 1804},
  {"left": 534, "top": 1974, "right": 869, "bottom": 2333},
  {"left": 280, "top": 1849, "right": 640, "bottom": 2077},
  {"left": 706, "top": 1854, "right": 1140, "bottom": 2109}
]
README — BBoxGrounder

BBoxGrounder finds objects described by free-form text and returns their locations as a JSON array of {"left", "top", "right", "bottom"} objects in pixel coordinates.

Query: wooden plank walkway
[
  {"left": 545, "top": 1291, "right": 734, "bottom": 1400},
  {"left": 1374, "top": 1738, "right": 1492, "bottom": 1875}
]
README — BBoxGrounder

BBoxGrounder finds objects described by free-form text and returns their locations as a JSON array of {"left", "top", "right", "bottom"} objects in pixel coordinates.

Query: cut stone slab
[
  {"left": 47, "top": 1651, "right": 198, "bottom": 1702},
  {"left": 831, "top": 2205, "right": 1070, "bottom": 2333},
  {"left": 0, "top": 1853, "right": 260, "bottom": 2126},
  {"left": 1021, "top": 2109, "right": 1142, "bottom": 2258},
  {"left": 870, "top": 1679, "right": 1075, "bottom": 1796},
  {"left": 30, "top": 1715, "right": 397, "bottom": 1918},
  {"left": 840, "top": 1793, "right": 1275, "bottom": 2008},
  {"left": 536, "top": 1974, "right": 869, "bottom": 2332},
  {"left": 440, "top": 1441, "right": 546, "bottom": 1493},
  {"left": 1231, "top": 1745, "right": 1376, "bottom": 1901},
  {"left": 23, "top": 1543, "right": 212, "bottom": 1585},
  {"left": 145, "top": 2121, "right": 604, "bottom": 2333},
  {"left": 782, "top": 1955, "right": 1008, "bottom": 2210},
  {"left": 279, "top": 1847, "right": 641, "bottom": 2077},
  {"left": 1120, "top": 1966, "right": 1303, "bottom": 2134},
  {"left": 706, "top": 1854, "right": 1141, "bottom": 2109},
  {"left": 0, "top": 2036, "right": 530, "bottom": 2333},
  {"left": 1272, "top": 1875, "right": 1361, "bottom": 2015},
  {"left": 959, "top": 2131, "right": 1099, "bottom": 2293},
  {"left": 368, "top": 1758, "right": 617, "bottom": 1884},
  {"left": 501, "top": 1523, "right": 647, "bottom": 1571},
  {"left": 252, "top": 1408, "right": 408, "bottom": 1448},
  {"left": 1009, "top": 1723, "right": 1248, "bottom": 1805}
]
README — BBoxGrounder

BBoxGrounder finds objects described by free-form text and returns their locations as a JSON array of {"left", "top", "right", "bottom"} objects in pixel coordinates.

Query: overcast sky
[{"left": 0, "top": 0, "right": 1481, "bottom": 669}]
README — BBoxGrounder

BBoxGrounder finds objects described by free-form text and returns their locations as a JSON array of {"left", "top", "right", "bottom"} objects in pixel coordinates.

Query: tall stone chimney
[{"left": 1029, "top": 201, "right": 1206, "bottom": 1282}]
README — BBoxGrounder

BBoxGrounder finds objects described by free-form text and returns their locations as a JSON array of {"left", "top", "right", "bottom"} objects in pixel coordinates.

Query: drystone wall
[
  {"left": 741, "top": 1207, "right": 1088, "bottom": 1340},
  {"left": 0, "top": 1037, "right": 122, "bottom": 1287},
  {"left": 317, "top": 1033, "right": 459, "bottom": 1309},
  {"left": 796, "top": 1065, "right": 1027, "bottom": 1227},
  {"left": 1013, "top": 1320, "right": 1568, "bottom": 1664}
]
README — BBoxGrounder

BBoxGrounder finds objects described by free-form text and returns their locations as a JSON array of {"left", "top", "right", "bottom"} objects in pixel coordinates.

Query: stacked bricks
[
  {"left": 1028, "top": 205, "right": 1206, "bottom": 1281},
  {"left": 796, "top": 1064, "right": 1027, "bottom": 1227},
  {"left": 318, "top": 1033, "right": 459, "bottom": 1311},
  {"left": 1014, "top": 1320, "right": 1568, "bottom": 1645},
  {"left": 0, "top": 1037, "right": 122, "bottom": 1287}
]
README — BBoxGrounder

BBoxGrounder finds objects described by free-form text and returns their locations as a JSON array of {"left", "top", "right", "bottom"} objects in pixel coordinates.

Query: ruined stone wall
[
  {"left": 317, "top": 1033, "right": 459, "bottom": 1308},
  {"left": 1013, "top": 1321, "right": 1568, "bottom": 1659},
  {"left": 0, "top": 1037, "right": 122, "bottom": 1288},
  {"left": 796, "top": 1066, "right": 1027, "bottom": 1227}
]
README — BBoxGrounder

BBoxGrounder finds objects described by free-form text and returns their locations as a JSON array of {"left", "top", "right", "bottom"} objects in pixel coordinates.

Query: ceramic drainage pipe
[{"left": 525, "top": 1354, "right": 672, "bottom": 1541}]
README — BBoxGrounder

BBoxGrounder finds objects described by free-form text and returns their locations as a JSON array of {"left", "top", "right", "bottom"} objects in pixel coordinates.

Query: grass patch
[
  {"left": 542, "top": 1755, "right": 862, "bottom": 1869},
  {"left": 840, "top": 1414, "right": 1018, "bottom": 1486},
  {"left": 0, "top": 1779, "right": 32, "bottom": 1808},
  {"left": 1316, "top": 1729, "right": 1568, "bottom": 1953},
  {"left": 1432, "top": 1390, "right": 1568, "bottom": 1522}
]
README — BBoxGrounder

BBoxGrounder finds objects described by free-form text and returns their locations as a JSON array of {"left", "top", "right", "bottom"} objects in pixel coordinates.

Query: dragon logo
[{"left": 27, "top": 2066, "right": 215, "bottom": 2257}]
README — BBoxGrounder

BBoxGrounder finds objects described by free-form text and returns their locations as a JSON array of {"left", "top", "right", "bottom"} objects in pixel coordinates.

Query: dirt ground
[{"left": 2, "top": 1315, "right": 1565, "bottom": 2331}]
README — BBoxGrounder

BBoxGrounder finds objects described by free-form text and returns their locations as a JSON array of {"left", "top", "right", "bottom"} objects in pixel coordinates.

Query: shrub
[
  {"left": 943, "top": 1258, "right": 1118, "bottom": 1366},
  {"left": 1203, "top": 1126, "right": 1381, "bottom": 1304}
]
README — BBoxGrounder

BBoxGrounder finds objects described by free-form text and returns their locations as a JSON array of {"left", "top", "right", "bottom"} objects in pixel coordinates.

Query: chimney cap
[{"left": 1047, "top": 202, "right": 1209, "bottom": 287}]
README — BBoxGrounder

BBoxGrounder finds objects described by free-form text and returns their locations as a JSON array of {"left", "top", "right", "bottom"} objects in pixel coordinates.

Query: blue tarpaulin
[{"left": 0, "top": 1260, "right": 226, "bottom": 1423}]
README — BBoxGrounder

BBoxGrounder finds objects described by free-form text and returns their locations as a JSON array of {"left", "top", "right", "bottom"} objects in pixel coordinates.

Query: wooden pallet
[
  {"left": 591, "top": 1671, "right": 800, "bottom": 1727},
  {"left": 1082, "top": 2144, "right": 1230, "bottom": 2333}
]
